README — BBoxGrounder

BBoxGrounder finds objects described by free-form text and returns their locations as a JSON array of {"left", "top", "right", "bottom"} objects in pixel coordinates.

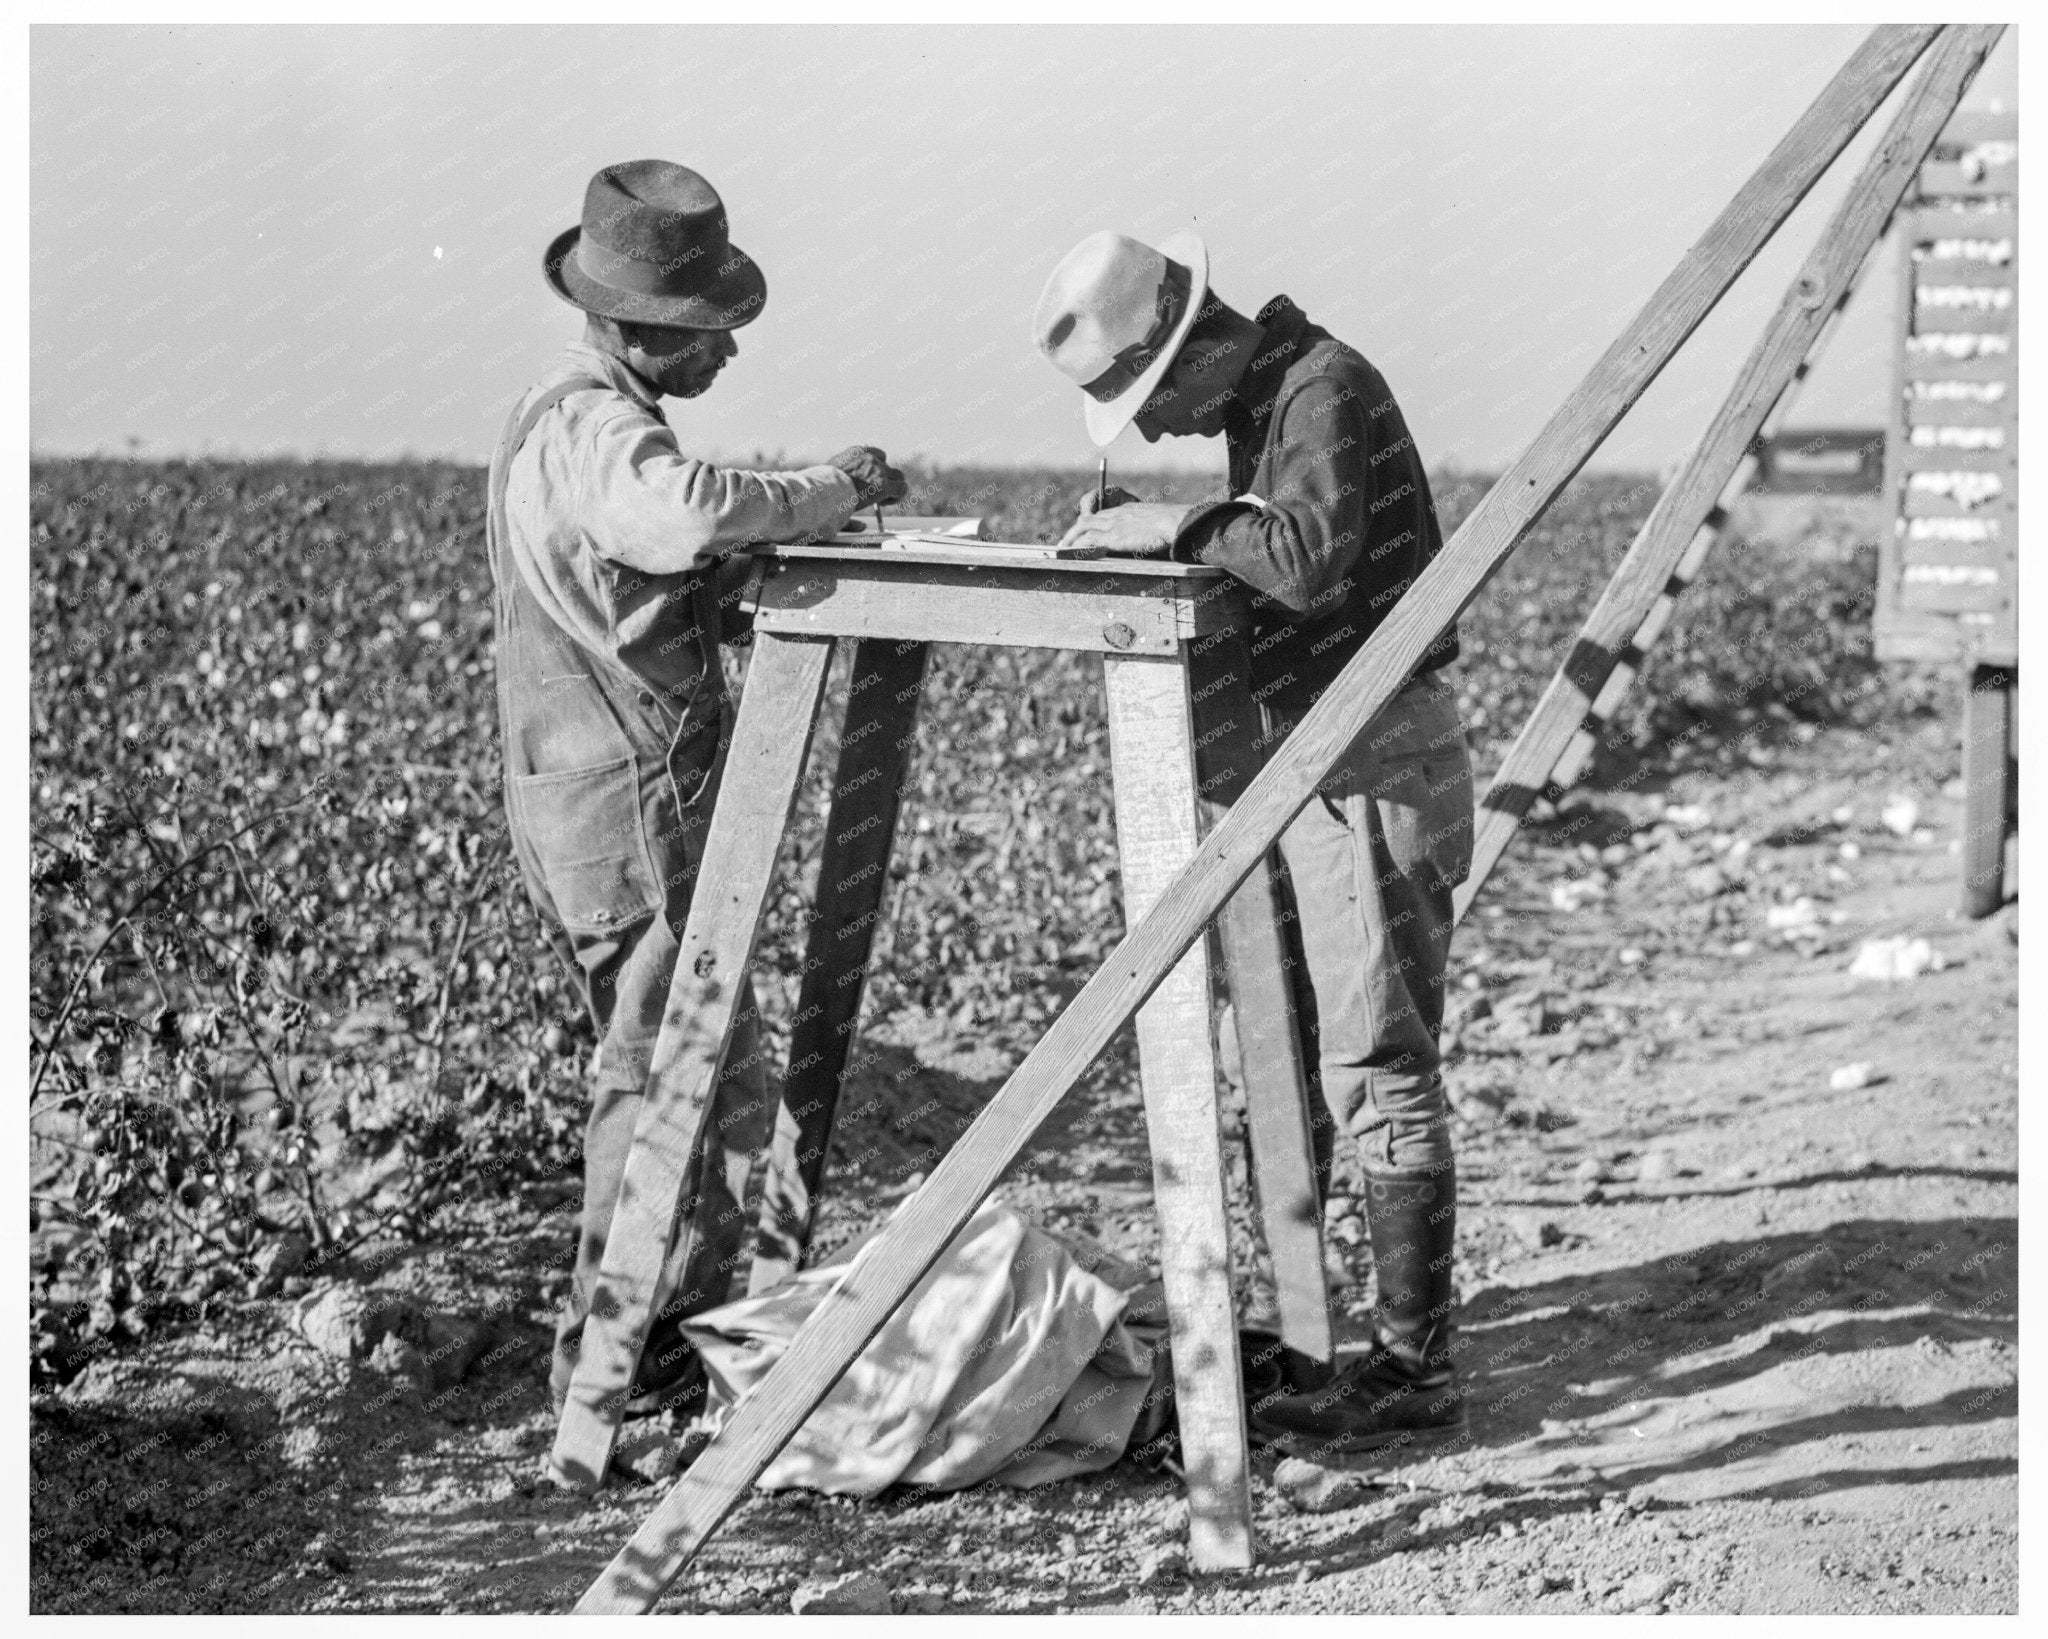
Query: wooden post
[
  {"left": 575, "top": 25, "right": 1941, "bottom": 1609},
  {"left": 1101, "top": 651, "right": 1254, "bottom": 1570},
  {"left": 1960, "top": 663, "right": 2015, "bottom": 919},
  {"left": 1188, "top": 625, "right": 1331, "bottom": 1361},
  {"left": 1454, "top": 23, "right": 2004, "bottom": 923},
  {"left": 550, "top": 631, "right": 836, "bottom": 1492},
  {"left": 749, "top": 638, "right": 929, "bottom": 1292}
]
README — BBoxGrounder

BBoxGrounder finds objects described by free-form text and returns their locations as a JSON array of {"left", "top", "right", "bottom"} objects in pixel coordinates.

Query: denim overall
[{"left": 487, "top": 374, "right": 771, "bottom": 1415}]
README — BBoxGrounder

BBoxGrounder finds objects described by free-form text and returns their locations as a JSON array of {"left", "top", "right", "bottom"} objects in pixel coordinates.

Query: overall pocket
[
  {"left": 1362, "top": 677, "right": 1474, "bottom": 893},
  {"left": 1369, "top": 750, "right": 1475, "bottom": 892},
  {"left": 508, "top": 755, "right": 663, "bottom": 936}
]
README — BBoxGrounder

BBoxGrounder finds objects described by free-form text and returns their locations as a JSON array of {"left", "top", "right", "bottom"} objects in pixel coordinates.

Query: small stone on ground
[
  {"left": 790, "top": 1569, "right": 893, "bottom": 1614},
  {"left": 1619, "top": 1571, "right": 1677, "bottom": 1610},
  {"left": 1274, "top": 1455, "right": 1381, "bottom": 1514}
]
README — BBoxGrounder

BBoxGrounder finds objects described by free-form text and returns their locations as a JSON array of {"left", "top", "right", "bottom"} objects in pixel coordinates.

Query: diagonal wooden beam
[
  {"left": 1535, "top": 269, "right": 1862, "bottom": 796},
  {"left": 576, "top": 23, "right": 1943, "bottom": 1610},
  {"left": 1454, "top": 23, "right": 2004, "bottom": 924}
]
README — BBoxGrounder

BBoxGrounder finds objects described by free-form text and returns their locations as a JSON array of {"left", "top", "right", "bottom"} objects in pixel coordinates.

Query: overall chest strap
[{"left": 486, "top": 375, "right": 612, "bottom": 572}]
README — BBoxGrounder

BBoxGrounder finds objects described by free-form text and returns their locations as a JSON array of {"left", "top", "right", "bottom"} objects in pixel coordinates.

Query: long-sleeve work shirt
[
  {"left": 499, "top": 342, "right": 859, "bottom": 701},
  {"left": 488, "top": 345, "right": 865, "bottom": 1094},
  {"left": 1174, "top": 297, "right": 1459, "bottom": 718}
]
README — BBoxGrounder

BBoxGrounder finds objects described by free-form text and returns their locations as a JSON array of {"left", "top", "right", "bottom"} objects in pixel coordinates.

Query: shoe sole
[{"left": 1254, "top": 1407, "right": 1470, "bottom": 1461}]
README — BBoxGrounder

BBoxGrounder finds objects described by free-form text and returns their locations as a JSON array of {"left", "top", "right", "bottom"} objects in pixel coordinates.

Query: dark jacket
[{"left": 1174, "top": 296, "right": 1458, "bottom": 718}]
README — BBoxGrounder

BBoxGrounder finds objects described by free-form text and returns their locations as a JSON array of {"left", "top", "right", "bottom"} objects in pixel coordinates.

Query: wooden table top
[{"left": 741, "top": 534, "right": 1224, "bottom": 578}]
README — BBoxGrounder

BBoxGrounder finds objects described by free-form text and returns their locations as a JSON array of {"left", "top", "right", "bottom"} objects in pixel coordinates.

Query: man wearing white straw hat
[{"left": 1033, "top": 231, "right": 1473, "bottom": 1456}]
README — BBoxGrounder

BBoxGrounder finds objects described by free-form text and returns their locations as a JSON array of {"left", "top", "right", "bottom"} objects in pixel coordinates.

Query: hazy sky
[{"left": 30, "top": 25, "right": 2016, "bottom": 475}]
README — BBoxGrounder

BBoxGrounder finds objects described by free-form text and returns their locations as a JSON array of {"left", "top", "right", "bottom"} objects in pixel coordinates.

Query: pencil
[{"left": 1096, "top": 455, "right": 1107, "bottom": 509}]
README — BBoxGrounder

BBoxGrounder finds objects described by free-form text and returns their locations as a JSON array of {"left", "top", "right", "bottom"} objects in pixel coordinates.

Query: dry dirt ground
[{"left": 30, "top": 709, "right": 2018, "bottom": 1615}]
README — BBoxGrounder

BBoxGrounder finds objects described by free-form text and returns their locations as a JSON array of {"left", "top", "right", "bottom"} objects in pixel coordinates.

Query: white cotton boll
[
  {"left": 1549, "top": 876, "right": 1607, "bottom": 912},
  {"left": 1848, "top": 936, "right": 1944, "bottom": 982},
  {"left": 1766, "top": 899, "right": 1819, "bottom": 937}
]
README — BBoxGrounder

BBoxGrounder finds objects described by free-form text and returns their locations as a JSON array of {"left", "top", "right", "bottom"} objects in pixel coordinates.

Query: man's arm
[
  {"left": 1174, "top": 376, "right": 1373, "bottom": 617},
  {"left": 579, "top": 402, "right": 862, "bottom": 574},
  {"left": 712, "top": 552, "right": 760, "bottom": 644}
]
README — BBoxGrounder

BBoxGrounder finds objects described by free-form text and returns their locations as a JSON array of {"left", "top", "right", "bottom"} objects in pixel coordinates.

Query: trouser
[
  {"left": 1263, "top": 665, "right": 1472, "bottom": 1188},
  {"left": 550, "top": 978, "right": 774, "bottom": 1416}
]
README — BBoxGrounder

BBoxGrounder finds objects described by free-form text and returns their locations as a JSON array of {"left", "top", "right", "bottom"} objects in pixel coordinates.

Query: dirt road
[{"left": 31, "top": 709, "right": 2017, "bottom": 1614}]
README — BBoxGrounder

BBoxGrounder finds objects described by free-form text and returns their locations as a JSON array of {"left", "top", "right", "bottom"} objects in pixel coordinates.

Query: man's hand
[
  {"left": 1056, "top": 496, "right": 1195, "bottom": 558},
  {"left": 1074, "top": 484, "right": 1144, "bottom": 515},
  {"left": 828, "top": 446, "right": 908, "bottom": 508}
]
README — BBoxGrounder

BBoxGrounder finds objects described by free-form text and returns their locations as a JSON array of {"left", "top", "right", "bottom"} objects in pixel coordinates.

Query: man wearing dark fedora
[
  {"left": 1033, "top": 232, "right": 1473, "bottom": 1457},
  {"left": 489, "top": 160, "right": 905, "bottom": 1459}
]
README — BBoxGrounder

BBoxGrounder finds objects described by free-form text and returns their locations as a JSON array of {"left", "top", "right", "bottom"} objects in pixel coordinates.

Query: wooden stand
[
  {"left": 1875, "top": 109, "right": 2019, "bottom": 919},
  {"left": 568, "top": 29, "right": 1968, "bottom": 1612},
  {"left": 549, "top": 540, "right": 1332, "bottom": 1572}
]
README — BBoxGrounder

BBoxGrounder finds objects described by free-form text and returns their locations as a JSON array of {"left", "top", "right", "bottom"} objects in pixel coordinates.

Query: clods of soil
[{"left": 31, "top": 713, "right": 2016, "bottom": 1613}]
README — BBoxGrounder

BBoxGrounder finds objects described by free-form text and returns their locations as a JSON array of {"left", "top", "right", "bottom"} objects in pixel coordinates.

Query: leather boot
[
  {"left": 1248, "top": 1162, "right": 1464, "bottom": 1457},
  {"left": 1362, "top": 1162, "right": 1459, "bottom": 1376}
]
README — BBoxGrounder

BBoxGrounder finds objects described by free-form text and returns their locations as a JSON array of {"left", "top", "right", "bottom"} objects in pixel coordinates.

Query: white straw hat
[{"left": 1031, "top": 230, "right": 1210, "bottom": 447}]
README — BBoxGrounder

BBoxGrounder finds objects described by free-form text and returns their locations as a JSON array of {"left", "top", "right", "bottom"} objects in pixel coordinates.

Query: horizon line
[{"left": 27, "top": 448, "right": 1671, "bottom": 485}]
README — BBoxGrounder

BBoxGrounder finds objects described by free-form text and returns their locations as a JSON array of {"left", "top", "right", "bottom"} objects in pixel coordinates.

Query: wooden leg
[
  {"left": 1960, "top": 663, "right": 2014, "bottom": 920},
  {"left": 749, "top": 638, "right": 929, "bottom": 1292},
  {"left": 1188, "top": 630, "right": 1332, "bottom": 1362},
  {"left": 1102, "top": 651, "right": 1254, "bottom": 1572},
  {"left": 550, "top": 632, "right": 835, "bottom": 1492}
]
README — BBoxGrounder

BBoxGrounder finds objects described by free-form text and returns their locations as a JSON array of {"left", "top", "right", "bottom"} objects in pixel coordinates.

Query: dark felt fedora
[{"left": 544, "top": 160, "right": 767, "bottom": 330}]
